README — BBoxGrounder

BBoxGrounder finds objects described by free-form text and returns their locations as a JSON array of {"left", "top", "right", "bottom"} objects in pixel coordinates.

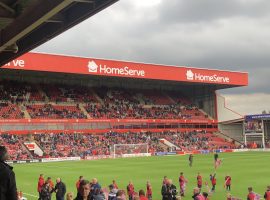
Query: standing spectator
[
  {"left": 146, "top": 181, "right": 152, "bottom": 200},
  {"left": 91, "top": 178, "right": 101, "bottom": 199},
  {"left": 76, "top": 176, "right": 84, "bottom": 192},
  {"left": 93, "top": 188, "right": 105, "bottom": 200},
  {"left": 161, "top": 179, "right": 177, "bottom": 200},
  {"left": 112, "top": 180, "right": 119, "bottom": 189},
  {"left": 0, "top": 146, "right": 18, "bottom": 200},
  {"left": 179, "top": 172, "right": 187, "bottom": 197},
  {"left": 139, "top": 189, "right": 148, "bottom": 200},
  {"left": 197, "top": 173, "right": 202, "bottom": 190},
  {"left": 66, "top": 192, "right": 73, "bottom": 200},
  {"left": 247, "top": 187, "right": 256, "bottom": 200},
  {"left": 108, "top": 184, "right": 117, "bottom": 200},
  {"left": 163, "top": 176, "right": 168, "bottom": 185},
  {"left": 210, "top": 173, "right": 216, "bottom": 192},
  {"left": 74, "top": 180, "right": 91, "bottom": 200},
  {"left": 264, "top": 185, "right": 270, "bottom": 200},
  {"left": 40, "top": 181, "right": 52, "bottom": 200},
  {"left": 116, "top": 190, "right": 126, "bottom": 200},
  {"left": 192, "top": 187, "right": 204, "bottom": 200},
  {"left": 38, "top": 174, "right": 45, "bottom": 200},
  {"left": 47, "top": 177, "right": 55, "bottom": 192},
  {"left": 224, "top": 175, "right": 231, "bottom": 191},
  {"left": 127, "top": 181, "right": 135, "bottom": 200},
  {"left": 54, "top": 178, "right": 66, "bottom": 200}
]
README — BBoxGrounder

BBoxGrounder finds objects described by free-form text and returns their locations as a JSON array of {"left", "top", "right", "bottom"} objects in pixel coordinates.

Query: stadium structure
[
  {"left": 0, "top": 0, "right": 118, "bottom": 65},
  {"left": 0, "top": 52, "right": 258, "bottom": 162}
]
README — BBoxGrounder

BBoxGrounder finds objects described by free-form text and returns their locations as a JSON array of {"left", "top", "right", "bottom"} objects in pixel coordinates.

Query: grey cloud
[
  {"left": 157, "top": 0, "right": 270, "bottom": 24},
  {"left": 35, "top": 0, "right": 270, "bottom": 99}
]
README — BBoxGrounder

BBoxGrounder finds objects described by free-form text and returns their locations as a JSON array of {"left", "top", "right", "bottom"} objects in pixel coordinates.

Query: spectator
[
  {"left": 116, "top": 190, "right": 126, "bottom": 200},
  {"left": 66, "top": 192, "right": 73, "bottom": 200},
  {"left": 161, "top": 179, "right": 177, "bottom": 200},
  {"left": 264, "top": 185, "right": 270, "bottom": 200},
  {"left": 139, "top": 189, "right": 148, "bottom": 200},
  {"left": 38, "top": 174, "right": 45, "bottom": 200},
  {"left": 108, "top": 184, "right": 117, "bottom": 200},
  {"left": 127, "top": 181, "right": 135, "bottom": 200},
  {"left": 54, "top": 178, "right": 66, "bottom": 200},
  {"left": 74, "top": 180, "right": 91, "bottom": 200},
  {"left": 192, "top": 187, "right": 204, "bottom": 200},
  {"left": 247, "top": 187, "right": 256, "bottom": 200},
  {"left": 76, "top": 176, "right": 84, "bottom": 192},
  {"left": 0, "top": 146, "right": 18, "bottom": 200},
  {"left": 146, "top": 181, "right": 152, "bottom": 200},
  {"left": 40, "top": 181, "right": 52, "bottom": 200}
]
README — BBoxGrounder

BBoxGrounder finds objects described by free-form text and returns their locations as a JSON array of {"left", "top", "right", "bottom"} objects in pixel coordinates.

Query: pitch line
[{"left": 22, "top": 192, "right": 39, "bottom": 198}]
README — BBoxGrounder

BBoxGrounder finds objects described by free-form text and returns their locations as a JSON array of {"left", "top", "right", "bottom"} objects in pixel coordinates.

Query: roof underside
[
  {"left": 0, "top": 68, "right": 238, "bottom": 95},
  {"left": 0, "top": 0, "right": 118, "bottom": 66}
]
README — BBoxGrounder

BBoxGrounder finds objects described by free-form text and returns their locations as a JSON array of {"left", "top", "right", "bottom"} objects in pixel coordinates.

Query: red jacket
[
  {"left": 139, "top": 195, "right": 148, "bottom": 200},
  {"left": 247, "top": 192, "right": 256, "bottom": 200},
  {"left": 37, "top": 177, "right": 44, "bottom": 192},
  {"left": 76, "top": 180, "right": 81, "bottom": 191},
  {"left": 264, "top": 191, "right": 270, "bottom": 200}
]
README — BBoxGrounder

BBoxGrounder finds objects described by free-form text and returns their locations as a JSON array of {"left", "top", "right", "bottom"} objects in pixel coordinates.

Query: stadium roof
[
  {"left": 0, "top": 0, "right": 118, "bottom": 66},
  {"left": 2, "top": 52, "right": 248, "bottom": 90}
]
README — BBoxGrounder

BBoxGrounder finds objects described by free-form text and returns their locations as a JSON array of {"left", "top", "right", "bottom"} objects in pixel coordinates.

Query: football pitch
[{"left": 14, "top": 151, "right": 270, "bottom": 200}]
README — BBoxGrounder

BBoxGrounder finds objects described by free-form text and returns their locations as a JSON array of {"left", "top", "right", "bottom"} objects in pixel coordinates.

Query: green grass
[{"left": 14, "top": 152, "right": 270, "bottom": 200}]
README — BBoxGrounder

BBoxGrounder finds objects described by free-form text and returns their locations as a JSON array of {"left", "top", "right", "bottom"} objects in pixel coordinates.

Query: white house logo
[
  {"left": 186, "top": 69, "right": 230, "bottom": 83},
  {"left": 87, "top": 60, "right": 145, "bottom": 77},
  {"left": 88, "top": 61, "right": 98, "bottom": 72},
  {"left": 186, "top": 70, "right": 194, "bottom": 80}
]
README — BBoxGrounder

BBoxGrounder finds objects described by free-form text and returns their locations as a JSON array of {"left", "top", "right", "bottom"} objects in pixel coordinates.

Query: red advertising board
[
  {"left": 2, "top": 52, "right": 248, "bottom": 86},
  {"left": 0, "top": 118, "right": 217, "bottom": 124}
]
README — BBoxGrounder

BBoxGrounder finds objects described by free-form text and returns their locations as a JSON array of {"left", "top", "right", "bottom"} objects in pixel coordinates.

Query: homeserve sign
[
  {"left": 88, "top": 60, "right": 145, "bottom": 77},
  {"left": 186, "top": 69, "right": 230, "bottom": 83}
]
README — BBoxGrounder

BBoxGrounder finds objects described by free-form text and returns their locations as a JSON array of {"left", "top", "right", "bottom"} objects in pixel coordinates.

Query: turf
[{"left": 14, "top": 151, "right": 270, "bottom": 200}]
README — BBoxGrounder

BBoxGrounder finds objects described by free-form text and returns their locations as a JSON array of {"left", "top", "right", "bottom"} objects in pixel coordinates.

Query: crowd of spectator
[
  {"left": 0, "top": 81, "right": 208, "bottom": 120},
  {"left": 0, "top": 131, "right": 234, "bottom": 161}
]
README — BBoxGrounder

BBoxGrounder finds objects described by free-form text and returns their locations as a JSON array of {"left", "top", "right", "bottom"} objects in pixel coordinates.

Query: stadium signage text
[
  {"left": 186, "top": 70, "right": 230, "bottom": 83},
  {"left": 4, "top": 59, "right": 25, "bottom": 67},
  {"left": 88, "top": 61, "right": 145, "bottom": 77}
]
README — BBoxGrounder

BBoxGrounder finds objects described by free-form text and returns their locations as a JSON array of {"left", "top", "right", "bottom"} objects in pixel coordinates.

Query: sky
[{"left": 34, "top": 0, "right": 270, "bottom": 115}]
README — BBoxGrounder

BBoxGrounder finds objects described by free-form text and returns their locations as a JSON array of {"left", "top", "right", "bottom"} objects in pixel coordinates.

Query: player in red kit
[
  {"left": 146, "top": 181, "right": 152, "bottom": 200},
  {"left": 197, "top": 173, "right": 202, "bottom": 190},
  {"left": 179, "top": 172, "right": 187, "bottom": 197},
  {"left": 127, "top": 181, "right": 135, "bottom": 200},
  {"left": 210, "top": 173, "right": 216, "bottom": 192},
  {"left": 224, "top": 175, "right": 231, "bottom": 191}
]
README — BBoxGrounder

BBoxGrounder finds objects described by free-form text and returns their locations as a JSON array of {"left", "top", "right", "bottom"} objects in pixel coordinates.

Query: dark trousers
[{"left": 56, "top": 196, "right": 64, "bottom": 200}]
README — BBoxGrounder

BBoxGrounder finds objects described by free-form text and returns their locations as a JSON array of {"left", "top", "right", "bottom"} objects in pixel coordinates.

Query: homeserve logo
[
  {"left": 87, "top": 60, "right": 145, "bottom": 77},
  {"left": 186, "top": 69, "right": 230, "bottom": 83}
]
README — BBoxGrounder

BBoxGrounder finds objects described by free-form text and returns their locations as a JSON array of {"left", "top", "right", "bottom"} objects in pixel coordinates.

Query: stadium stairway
[
  {"left": 214, "top": 131, "right": 242, "bottom": 146},
  {"left": 37, "top": 84, "right": 50, "bottom": 103},
  {"left": 163, "top": 92, "right": 176, "bottom": 104},
  {"left": 199, "top": 109, "right": 213, "bottom": 120},
  {"left": 79, "top": 103, "right": 91, "bottom": 118},
  {"left": 19, "top": 104, "right": 31, "bottom": 119},
  {"left": 159, "top": 138, "right": 181, "bottom": 151},
  {"left": 91, "top": 88, "right": 104, "bottom": 105}
]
